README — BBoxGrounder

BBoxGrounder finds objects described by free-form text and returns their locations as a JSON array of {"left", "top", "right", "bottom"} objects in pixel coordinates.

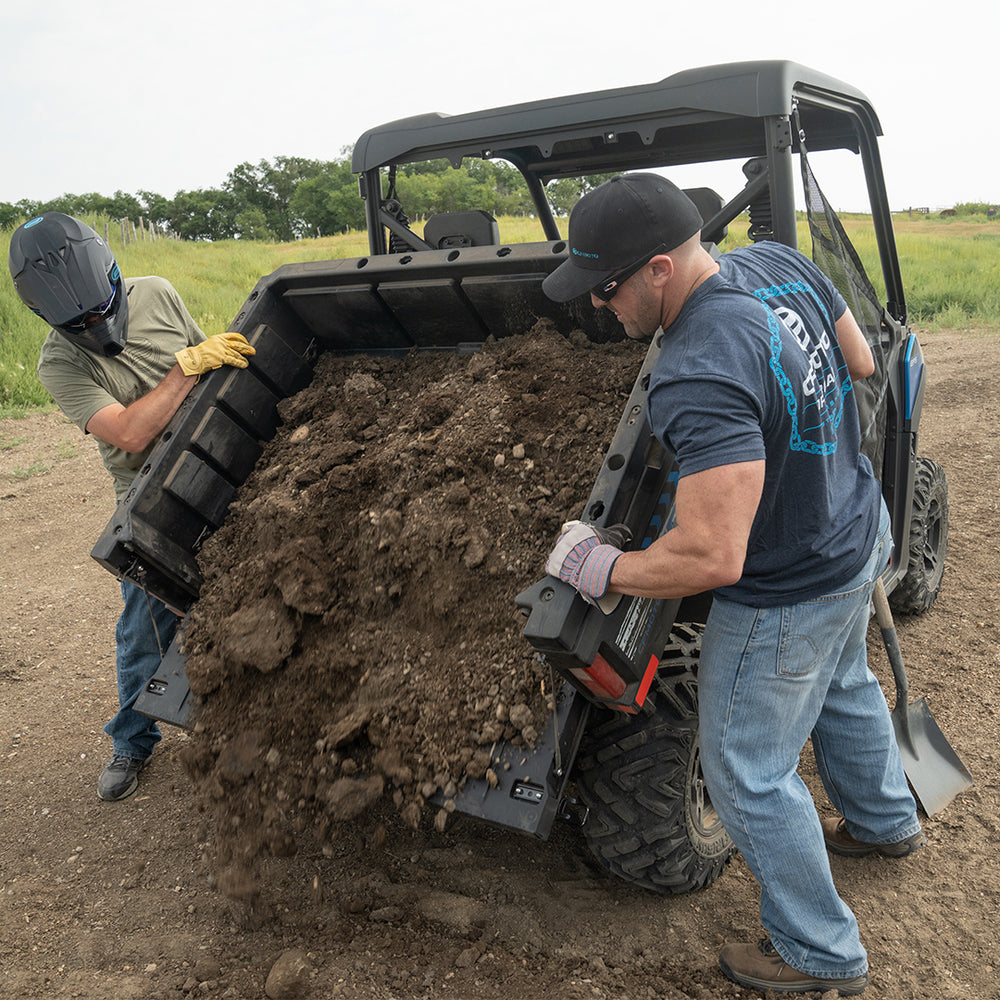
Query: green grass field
[{"left": 2, "top": 214, "right": 997, "bottom": 416}]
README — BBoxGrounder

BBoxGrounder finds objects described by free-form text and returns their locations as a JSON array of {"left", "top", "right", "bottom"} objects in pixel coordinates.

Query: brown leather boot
[
  {"left": 822, "top": 816, "right": 926, "bottom": 858},
  {"left": 719, "top": 938, "right": 869, "bottom": 995}
]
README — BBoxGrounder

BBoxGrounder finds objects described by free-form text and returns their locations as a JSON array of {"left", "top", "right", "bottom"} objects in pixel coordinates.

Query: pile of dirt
[{"left": 179, "top": 323, "right": 641, "bottom": 897}]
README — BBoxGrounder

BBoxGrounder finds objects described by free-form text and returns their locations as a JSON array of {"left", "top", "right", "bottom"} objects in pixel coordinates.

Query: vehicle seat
[
  {"left": 424, "top": 210, "right": 500, "bottom": 249},
  {"left": 683, "top": 187, "right": 728, "bottom": 245}
]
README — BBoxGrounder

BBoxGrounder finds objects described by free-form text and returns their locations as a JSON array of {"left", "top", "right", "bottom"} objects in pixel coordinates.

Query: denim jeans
[
  {"left": 699, "top": 501, "right": 920, "bottom": 978},
  {"left": 103, "top": 580, "right": 178, "bottom": 760}
]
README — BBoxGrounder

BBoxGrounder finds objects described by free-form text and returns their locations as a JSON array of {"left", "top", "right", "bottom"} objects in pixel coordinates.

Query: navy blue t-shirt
[{"left": 647, "top": 241, "right": 880, "bottom": 606}]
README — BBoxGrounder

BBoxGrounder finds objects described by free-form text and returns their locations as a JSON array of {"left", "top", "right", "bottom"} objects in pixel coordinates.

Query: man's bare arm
[
  {"left": 836, "top": 309, "right": 875, "bottom": 381},
  {"left": 85, "top": 365, "right": 196, "bottom": 453},
  {"left": 608, "top": 459, "right": 765, "bottom": 599}
]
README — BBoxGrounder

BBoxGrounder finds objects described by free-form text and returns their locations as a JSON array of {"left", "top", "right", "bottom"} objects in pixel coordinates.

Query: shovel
[{"left": 872, "top": 578, "right": 973, "bottom": 815}]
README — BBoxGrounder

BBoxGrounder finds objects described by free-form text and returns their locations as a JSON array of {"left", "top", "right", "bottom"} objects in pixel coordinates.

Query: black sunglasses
[{"left": 591, "top": 243, "right": 668, "bottom": 302}]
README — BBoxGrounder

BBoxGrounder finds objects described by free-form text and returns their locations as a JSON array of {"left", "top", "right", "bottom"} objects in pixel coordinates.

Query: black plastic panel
[
  {"left": 442, "top": 683, "right": 590, "bottom": 838},
  {"left": 163, "top": 452, "right": 237, "bottom": 527},
  {"left": 134, "top": 635, "right": 193, "bottom": 727},
  {"left": 516, "top": 331, "right": 686, "bottom": 708},
  {"left": 377, "top": 277, "right": 490, "bottom": 345},
  {"left": 188, "top": 407, "right": 261, "bottom": 485},
  {"left": 91, "top": 319, "right": 315, "bottom": 613},
  {"left": 238, "top": 243, "right": 624, "bottom": 352},
  {"left": 284, "top": 284, "right": 412, "bottom": 350}
]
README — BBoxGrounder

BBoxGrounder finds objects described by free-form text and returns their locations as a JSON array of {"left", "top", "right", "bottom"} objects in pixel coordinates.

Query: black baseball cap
[{"left": 542, "top": 173, "right": 703, "bottom": 303}]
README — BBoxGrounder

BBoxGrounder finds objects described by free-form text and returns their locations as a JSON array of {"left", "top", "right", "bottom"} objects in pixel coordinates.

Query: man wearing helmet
[{"left": 8, "top": 212, "right": 255, "bottom": 801}]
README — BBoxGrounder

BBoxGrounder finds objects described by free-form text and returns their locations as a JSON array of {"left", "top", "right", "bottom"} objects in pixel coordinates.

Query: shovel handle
[{"left": 873, "top": 578, "right": 909, "bottom": 707}]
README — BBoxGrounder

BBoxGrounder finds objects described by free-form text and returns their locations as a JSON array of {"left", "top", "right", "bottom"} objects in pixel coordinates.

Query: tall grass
[
  {"left": 2, "top": 214, "right": 998, "bottom": 416},
  {"left": 895, "top": 227, "right": 1000, "bottom": 326},
  {"left": 824, "top": 216, "right": 1000, "bottom": 327},
  {"left": 0, "top": 224, "right": 376, "bottom": 414}
]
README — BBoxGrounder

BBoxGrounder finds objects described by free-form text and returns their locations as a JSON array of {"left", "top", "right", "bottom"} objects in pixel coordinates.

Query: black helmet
[{"left": 8, "top": 213, "right": 128, "bottom": 357}]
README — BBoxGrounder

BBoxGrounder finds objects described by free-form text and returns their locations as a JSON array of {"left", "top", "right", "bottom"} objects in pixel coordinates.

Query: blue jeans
[
  {"left": 103, "top": 580, "right": 178, "bottom": 760},
  {"left": 699, "top": 501, "right": 920, "bottom": 979}
]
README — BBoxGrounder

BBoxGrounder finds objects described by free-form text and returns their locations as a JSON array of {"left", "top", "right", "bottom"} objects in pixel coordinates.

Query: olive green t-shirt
[{"left": 37, "top": 276, "right": 205, "bottom": 500}]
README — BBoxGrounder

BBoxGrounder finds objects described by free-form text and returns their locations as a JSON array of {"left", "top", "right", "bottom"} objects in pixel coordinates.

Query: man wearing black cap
[{"left": 543, "top": 174, "right": 923, "bottom": 996}]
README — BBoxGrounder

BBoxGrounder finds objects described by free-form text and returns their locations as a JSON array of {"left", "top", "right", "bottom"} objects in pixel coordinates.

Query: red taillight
[
  {"left": 627, "top": 653, "right": 660, "bottom": 712},
  {"left": 570, "top": 653, "right": 626, "bottom": 700},
  {"left": 571, "top": 652, "right": 660, "bottom": 714}
]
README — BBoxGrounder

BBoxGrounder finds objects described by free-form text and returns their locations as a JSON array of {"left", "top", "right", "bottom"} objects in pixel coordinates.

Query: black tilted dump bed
[
  {"left": 89, "top": 243, "right": 633, "bottom": 838},
  {"left": 90, "top": 242, "right": 619, "bottom": 615}
]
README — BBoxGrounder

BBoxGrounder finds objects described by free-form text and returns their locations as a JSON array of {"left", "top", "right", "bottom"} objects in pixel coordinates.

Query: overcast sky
[{"left": 1, "top": 1, "right": 991, "bottom": 215}]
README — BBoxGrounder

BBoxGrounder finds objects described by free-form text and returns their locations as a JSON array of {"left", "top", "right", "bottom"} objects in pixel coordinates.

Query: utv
[{"left": 94, "top": 60, "right": 948, "bottom": 893}]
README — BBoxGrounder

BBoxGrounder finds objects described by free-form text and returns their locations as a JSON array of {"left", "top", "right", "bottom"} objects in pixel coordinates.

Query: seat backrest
[
  {"left": 683, "top": 187, "right": 728, "bottom": 245},
  {"left": 423, "top": 210, "right": 500, "bottom": 249}
]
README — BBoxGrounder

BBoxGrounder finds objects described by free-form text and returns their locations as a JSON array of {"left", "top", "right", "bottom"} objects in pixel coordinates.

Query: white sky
[{"left": 1, "top": 1, "right": 992, "bottom": 215}]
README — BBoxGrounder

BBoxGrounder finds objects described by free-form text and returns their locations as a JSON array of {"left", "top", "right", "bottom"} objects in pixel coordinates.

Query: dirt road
[{"left": 1, "top": 328, "right": 997, "bottom": 1000}]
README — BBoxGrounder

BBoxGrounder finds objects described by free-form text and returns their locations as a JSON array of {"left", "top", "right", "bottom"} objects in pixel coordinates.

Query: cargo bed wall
[
  {"left": 234, "top": 241, "right": 619, "bottom": 351},
  {"left": 90, "top": 315, "right": 315, "bottom": 613},
  {"left": 91, "top": 242, "right": 618, "bottom": 611}
]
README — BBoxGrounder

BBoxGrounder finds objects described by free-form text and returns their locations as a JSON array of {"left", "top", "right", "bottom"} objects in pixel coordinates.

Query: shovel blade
[{"left": 892, "top": 697, "right": 974, "bottom": 816}]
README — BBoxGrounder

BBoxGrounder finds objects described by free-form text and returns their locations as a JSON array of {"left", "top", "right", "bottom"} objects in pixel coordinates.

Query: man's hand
[
  {"left": 175, "top": 332, "right": 256, "bottom": 377},
  {"left": 545, "top": 520, "right": 632, "bottom": 613}
]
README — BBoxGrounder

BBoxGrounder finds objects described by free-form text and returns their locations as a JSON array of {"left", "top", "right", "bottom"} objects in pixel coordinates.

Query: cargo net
[{"left": 799, "top": 139, "right": 888, "bottom": 477}]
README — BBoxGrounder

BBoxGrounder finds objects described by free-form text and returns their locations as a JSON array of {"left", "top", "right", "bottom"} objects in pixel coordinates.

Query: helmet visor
[
  {"left": 58, "top": 272, "right": 120, "bottom": 332},
  {"left": 49, "top": 264, "right": 128, "bottom": 357}
]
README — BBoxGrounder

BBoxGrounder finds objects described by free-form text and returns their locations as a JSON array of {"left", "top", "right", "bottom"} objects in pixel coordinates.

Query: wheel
[
  {"left": 890, "top": 456, "right": 949, "bottom": 614},
  {"left": 572, "top": 624, "right": 735, "bottom": 894}
]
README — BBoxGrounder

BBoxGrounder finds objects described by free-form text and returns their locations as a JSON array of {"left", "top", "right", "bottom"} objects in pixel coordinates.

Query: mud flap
[
  {"left": 442, "top": 681, "right": 591, "bottom": 839},
  {"left": 134, "top": 634, "right": 194, "bottom": 728}
]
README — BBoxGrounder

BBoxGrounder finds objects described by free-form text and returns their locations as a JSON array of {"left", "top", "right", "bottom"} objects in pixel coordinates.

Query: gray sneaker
[{"left": 97, "top": 755, "right": 149, "bottom": 801}]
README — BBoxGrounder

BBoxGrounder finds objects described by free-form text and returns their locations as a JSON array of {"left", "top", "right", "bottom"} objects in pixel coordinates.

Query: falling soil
[{"left": 179, "top": 323, "right": 643, "bottom": 901}]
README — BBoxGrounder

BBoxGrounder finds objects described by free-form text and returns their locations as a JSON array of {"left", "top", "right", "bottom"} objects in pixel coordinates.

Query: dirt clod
[{"left": 265, "top": 948, "right": 314, "bottom": 999}]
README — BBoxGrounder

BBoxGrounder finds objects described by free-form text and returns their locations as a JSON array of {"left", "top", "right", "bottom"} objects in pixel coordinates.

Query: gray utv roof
[{"left": 351, "top": 60, "right": 881, "bottom": 178}]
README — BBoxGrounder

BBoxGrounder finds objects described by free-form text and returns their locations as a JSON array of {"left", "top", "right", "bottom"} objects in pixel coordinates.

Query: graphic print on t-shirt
[{"left": 754, "top": 280, "right": 851, "bottom": 456}]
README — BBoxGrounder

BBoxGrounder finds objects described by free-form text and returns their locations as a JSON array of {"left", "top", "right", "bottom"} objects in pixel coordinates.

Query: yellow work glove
[{"left": 175, "top": 332, "right": 256, "bottom": 377}]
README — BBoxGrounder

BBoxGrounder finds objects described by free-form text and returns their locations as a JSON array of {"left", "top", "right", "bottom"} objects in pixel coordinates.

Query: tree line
[{"left": 0, "top": 152, "right": 605, "bottom": 242}]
